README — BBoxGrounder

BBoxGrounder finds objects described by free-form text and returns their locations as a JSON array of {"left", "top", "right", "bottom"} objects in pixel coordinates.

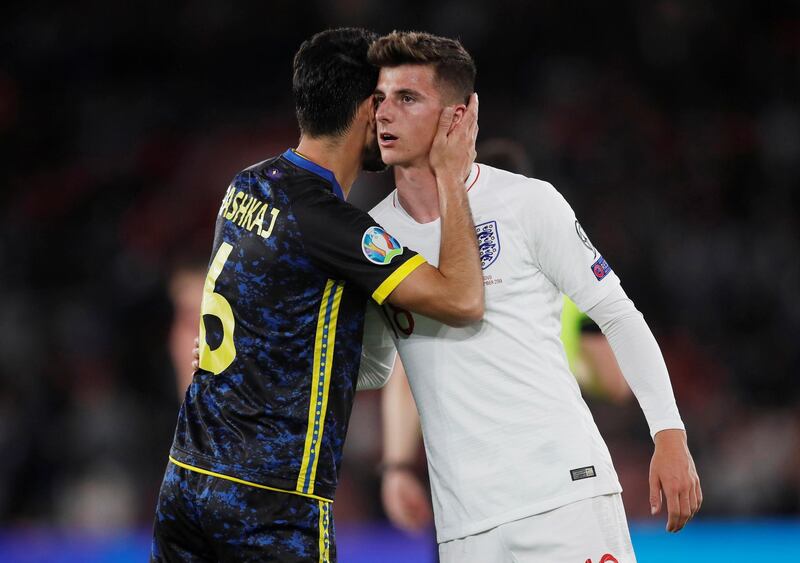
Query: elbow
[
  {"left": 466, "top": 298, "right": 485, "bottom": 324},
  {"left": 446, "top": 295, "right": 485, "bottom": 327}
]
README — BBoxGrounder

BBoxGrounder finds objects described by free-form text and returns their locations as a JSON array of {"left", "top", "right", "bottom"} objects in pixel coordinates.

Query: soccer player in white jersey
[{"left": 358, "top": 31, "right": 702, "bottom": 562}]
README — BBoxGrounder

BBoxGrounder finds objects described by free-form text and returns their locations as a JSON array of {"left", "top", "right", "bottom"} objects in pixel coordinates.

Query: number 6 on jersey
[{"left": 198, "top": 242, "right": 236, "bottom": 374}]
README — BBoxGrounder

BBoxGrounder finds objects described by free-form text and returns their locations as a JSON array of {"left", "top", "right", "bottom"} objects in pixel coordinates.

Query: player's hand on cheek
[
  {"left": 381, "top": 468, "right": 433, "bottom": 532},
  {"left": 649, "top": 429, "right": 702, "bottom": 533},
  {"left": 429, "top": 92, "right": 479, "bottom": 181}
]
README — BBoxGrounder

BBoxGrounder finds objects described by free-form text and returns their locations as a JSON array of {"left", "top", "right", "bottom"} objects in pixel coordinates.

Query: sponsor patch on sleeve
[
  {"left": 362, "top": 226, "right": 404, "bottom": 265},
  {"left": 590, "top": 256, "right": 612, "bottom": 281}
]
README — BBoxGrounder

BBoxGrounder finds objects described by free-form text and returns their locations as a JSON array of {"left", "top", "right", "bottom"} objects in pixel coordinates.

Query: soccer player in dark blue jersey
[{"left": 151, "top": 28, "right": 483, "bottom": 562}]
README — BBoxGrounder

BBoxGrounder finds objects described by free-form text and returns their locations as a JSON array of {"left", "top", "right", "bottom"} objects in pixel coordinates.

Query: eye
[
  {"left": 401, "top": 95, "right": 415, "bottom": 104},
  {"left": 373, "top": 95, "right": 384, "bottom": 107}
]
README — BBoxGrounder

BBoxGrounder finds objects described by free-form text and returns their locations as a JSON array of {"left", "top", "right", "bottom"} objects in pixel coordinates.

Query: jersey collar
[{"left": 282, "top": 149, "right": 345, "bottom": 200}]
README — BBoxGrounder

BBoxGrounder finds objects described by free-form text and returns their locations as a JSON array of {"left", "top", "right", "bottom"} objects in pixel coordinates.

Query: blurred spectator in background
[{"left": 167, "top": 261, "right": 206, "bottom": 398}]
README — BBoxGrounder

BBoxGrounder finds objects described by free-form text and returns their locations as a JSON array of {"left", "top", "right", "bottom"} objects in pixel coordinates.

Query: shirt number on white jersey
[
  {"left": 381, "top": 303, "right": 415, "bottom": 338},
  {"left": 198, "top": 242, "right": 237, "bottom": 374}
]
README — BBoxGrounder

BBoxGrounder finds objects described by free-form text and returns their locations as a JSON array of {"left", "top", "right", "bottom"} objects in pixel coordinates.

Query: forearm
[
  {"left": 435, "top": 173, "right": 484, "bottom": 316},
  {"left": 585, "top": 286, "right": 684, "bottom": 438},
  {"left": 381, "top": 358, "right": 422, "bottom": 465}
]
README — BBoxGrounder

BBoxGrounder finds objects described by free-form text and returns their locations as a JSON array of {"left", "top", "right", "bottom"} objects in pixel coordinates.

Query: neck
[
  {"left": 295, "top": 134, "right": 361, "bottom": 198},
  {"left": 394, "top": 164, "right": 441, "bottom": 223}
]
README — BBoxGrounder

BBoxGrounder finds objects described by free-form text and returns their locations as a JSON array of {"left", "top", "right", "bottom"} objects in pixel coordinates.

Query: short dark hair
[
  {"left": 368, "top": 31, "right": 476, "bottom": 104},
  {"left": 293, "top": 28, "right": 378, "bottom": 137}
]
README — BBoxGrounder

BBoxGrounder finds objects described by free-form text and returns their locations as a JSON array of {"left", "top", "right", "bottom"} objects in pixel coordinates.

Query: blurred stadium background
[{"left": 1, "top": 1, "right": 799, "bottom": 561}]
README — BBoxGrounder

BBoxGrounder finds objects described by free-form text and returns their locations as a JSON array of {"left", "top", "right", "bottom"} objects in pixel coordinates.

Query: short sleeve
[
  {"left": 292, "top": 189, "right": 427, "bottom": 304},
  {"left": 356, "top": 302, "right": 398, "bottom": 391},
  {"left": 524, "top": 181, "right": 621, "bottom": 312}
]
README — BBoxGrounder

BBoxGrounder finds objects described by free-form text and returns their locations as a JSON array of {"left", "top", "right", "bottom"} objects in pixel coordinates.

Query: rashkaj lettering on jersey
[{"left": 218, "top": 186, "right": 281, "bottom": 239}]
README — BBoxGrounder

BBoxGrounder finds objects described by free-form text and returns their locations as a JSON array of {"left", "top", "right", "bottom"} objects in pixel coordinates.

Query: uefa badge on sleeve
[
  {"left": 362, "top": 226, "right": 404, "bottom": 265},
  {"left": 591, "top": 256, "right": 612, "bottom": 280}
]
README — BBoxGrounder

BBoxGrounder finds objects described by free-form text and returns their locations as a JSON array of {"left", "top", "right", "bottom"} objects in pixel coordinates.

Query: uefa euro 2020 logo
[{"left": 362, "top": 226, "right": 404, "bottom": 265}]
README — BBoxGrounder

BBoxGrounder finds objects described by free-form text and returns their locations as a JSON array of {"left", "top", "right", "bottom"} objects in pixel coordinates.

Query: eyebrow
[
  {"left": 396, "top": 88, "right": 424, "bottom": 99},
  {"left": 373, "top": 87, "right": 425, "bottom": 99}
]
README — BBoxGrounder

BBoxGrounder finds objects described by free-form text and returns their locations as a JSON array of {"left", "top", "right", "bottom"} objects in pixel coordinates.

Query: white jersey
[{"left": 368, "top": 164, "right": 627, "bottom": 542}]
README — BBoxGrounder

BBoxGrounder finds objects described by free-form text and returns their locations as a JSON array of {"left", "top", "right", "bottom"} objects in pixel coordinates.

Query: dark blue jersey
[{"left": 169, "top": 149, "right": 426, "bottom": 501}]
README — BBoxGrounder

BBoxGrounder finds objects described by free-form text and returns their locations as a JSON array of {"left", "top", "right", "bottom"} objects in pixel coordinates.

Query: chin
[
  {"left": 377, "top": 153, "right": 397, "bottom": 166},
  {"left": 362, "top": 140, "right": 387, "bottom": 173}
]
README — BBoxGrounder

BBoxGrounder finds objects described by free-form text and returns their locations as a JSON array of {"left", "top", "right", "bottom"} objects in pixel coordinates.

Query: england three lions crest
[{"left": 475, "top": 220, "right": 500, "bottom": 270}]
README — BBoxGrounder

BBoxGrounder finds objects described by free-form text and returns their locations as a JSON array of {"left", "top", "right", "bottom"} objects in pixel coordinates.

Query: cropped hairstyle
[
  {"left": 368, "top": 31, "right": 476, "bottom": 103},
  {"left": 293, "top": 28, "right": 378, "bottom": 137}
]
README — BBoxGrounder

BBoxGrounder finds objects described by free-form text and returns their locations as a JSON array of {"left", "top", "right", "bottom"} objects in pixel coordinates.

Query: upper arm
[
  {"left": 291, "top": 189, "right": 427, "bottom": 301},
  {"left": 526, "top": 182, "right": 621, "bottom": 311}
]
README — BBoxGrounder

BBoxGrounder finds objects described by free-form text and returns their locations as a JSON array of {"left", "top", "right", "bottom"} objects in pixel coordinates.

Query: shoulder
[
  {"left": 233, "top": 155, "right": 283, "bottom": 181},
  {"left": 477, "top": 164, "right": 565, "bottom": 214},
  {"left": 367, "top": 190, "right": 397, "bottom": 222},
  {"left": 234, "top": 154, "right": 335, "bottom": 197}
]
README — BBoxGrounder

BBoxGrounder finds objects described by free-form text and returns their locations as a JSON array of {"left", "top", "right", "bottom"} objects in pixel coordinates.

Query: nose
[{"left": 375, "top": 98, "right": 392, "bottom": 123}]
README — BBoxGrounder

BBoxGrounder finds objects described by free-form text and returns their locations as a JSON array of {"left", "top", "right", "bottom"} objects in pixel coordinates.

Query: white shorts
[{"left": 438, "top": 493, "right": 636, "bottom": 563}]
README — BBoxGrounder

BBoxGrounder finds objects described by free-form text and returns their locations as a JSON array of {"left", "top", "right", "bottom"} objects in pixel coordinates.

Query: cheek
[{"left": 410, "top": 110, "right": 440, "bottom": 150}]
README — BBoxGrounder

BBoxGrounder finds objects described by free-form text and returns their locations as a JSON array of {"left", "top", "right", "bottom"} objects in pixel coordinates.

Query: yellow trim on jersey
[
  {"left": 297, "top": 279, "right": 344, "bottom": 495},
  {"left": 167, "top": 456, "right": 332, "bottom": 503},
  {"left": 308, "top": 282, "right": 342, "bottom": 491},
  {"left": 371, "top": 254, "right": 427, "bottom": 305},
  {"left": 318, "top": 500, "right": 331, "bottom": 562}
]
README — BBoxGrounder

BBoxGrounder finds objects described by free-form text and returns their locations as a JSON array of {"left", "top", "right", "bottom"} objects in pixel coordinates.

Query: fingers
[
  {"left": 663, "top": 478, "right": 699, "bottom": 532},
  {"left": 436, "top": 106, "right": 456, "bottom": 136},
  {"left": 664, "top": 485, "right": 682, "bottom": 532},
  {"left": 192, "top": 339, "right": 201, "bottom": 371},
  {"left": 459, "top": 93, "right": 479, "bottom": 141},
  {"left": 679, "top": 488, "right": 692, "bottom": 530},
  {"left": 467, "top": 92, "right": 479, "bottom": 134},
  {"left": 648, "top": 469, "right": 662, "bottom": 516},
  {"left": 382, "top": 472, "right": 431, "bottom": 532},
  {"left": 689, "top": 471, "right": 702, "bottom": 519},
  {"left": 403, "top": 485, "right": 433, "bottom": 530},
  {"left": 689, "top": 481, "right": 700, "bottom": 519},
  {"left": 442, "top": 92, "right": 479, "bottom": 139},
  {"left": 696, "top": 476, "right": 704, "bottom": 512},
  {"left": 653, "top": 470, "right": 703, "bottom": 532}
]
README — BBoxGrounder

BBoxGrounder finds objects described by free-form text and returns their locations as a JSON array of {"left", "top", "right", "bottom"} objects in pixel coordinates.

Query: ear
[
  {"left": 359, "top": 96, "right": 376, "bottom": 127},
  {"left": 448, "top": 104, "right": 468, "bottom": 133}
]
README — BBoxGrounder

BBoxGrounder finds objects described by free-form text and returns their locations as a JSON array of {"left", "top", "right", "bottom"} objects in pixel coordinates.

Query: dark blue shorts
[{"left": 151, "top": 460, "right": 335, "bottom": 562}]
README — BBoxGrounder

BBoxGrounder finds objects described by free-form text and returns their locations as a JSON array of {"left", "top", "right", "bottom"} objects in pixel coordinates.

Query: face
[
  {"left": 373, "top": 65, "right": 446, "bottom": 168},
  {"left": 352, "top": 94, "right": 387, "bottom": 172},
  {"left": 361, "top": 118, "right": 386, "bottom": 172}
]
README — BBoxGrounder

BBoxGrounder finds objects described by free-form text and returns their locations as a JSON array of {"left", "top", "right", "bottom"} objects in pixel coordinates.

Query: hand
[
  {"left": 649, "top": 429, "right": 702, "bottom": 532},
  {"left": 429, "top": 93, "right": 479, "bottom": 182},
  {"left": 191, "top": 337, "right": 200, "bottom": 372},
  {"left": 381, "top": 468, "right": 433, "bottom": 533}
]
